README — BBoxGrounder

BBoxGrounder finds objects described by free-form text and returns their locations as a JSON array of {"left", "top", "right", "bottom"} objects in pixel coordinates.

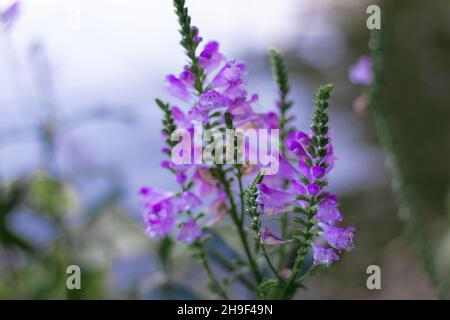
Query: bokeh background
[{"left": 0, "top": 0, "right": 449, "bottom": 299}]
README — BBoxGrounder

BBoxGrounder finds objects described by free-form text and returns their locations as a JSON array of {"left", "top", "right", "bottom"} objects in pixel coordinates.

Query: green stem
[
  {"left": 217, "top": 165, "right": 263, "bottom": 284},
  {"left": 194, "top": 241, "right": 229, "bottom": 299},
  {"left": 369, "top": 24, "right": 444, "bottom": 298}
]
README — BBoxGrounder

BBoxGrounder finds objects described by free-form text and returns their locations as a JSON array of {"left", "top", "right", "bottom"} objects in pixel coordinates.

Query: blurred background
[{"left": 0, "top": 0, "right": 449, "bottom": 299}]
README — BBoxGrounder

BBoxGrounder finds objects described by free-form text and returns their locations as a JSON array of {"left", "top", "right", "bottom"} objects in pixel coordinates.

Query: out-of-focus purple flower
[
  {"left": 0, "top": 1, "right": 20, "bottom": 29},
  {"left": 198, "top": 89, "right": 228, "bottom": 110},
  {"left": 174, "top": 191, "right": 202, "bottom": 212},
  {"left": 176, "top": 173, "right": 187, "bottom": 185},
  {"left": 206, "top": 189, "right": 228, "bottom": 226},
  {"left": 348, "top": 56, "right": 373, "bottom": 86},
  {"left": 192, "top": 167, "right": 217, "bottom": 197},
  {"left": 171, "top": 106, "right": 208, "bottom": 129},
  {"left": 256, "top": 183, "right": 297, "bottom": 215},
  {"left": 199, "top": 41, "right": 223, "bottom": 74},
  {"left": 320, "top": 225, "right": 355, "bottom": 252},
  {"left": 259, "top": 112, "right": 279, "bottom": 130},
  {"left": 166, "top": 74, "right": 192, "bottom": 102},
  {"left": 139, "top": 187, "right": 176, "bottom": 238},
  {"left": 177, "top": 220, "right": 204, "bottom": 244},
  {"left": 312, "top": 243, "right": 339, "bottom": 265},
  {"left": 260, "top": 226, "right": 287, "bottom": 245},
  {"left": 139, "top": 187, "right": 201, "bottom": 239}
]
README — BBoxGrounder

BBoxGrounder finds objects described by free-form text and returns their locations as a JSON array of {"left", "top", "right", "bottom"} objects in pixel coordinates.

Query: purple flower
[
  {"left": 144, "top": 202, "right": 175, "bottom": 238},
  {"left": 205, "top": 189, "right": 228, "bottom": 226},
  {"left": 312, "top": 166, "right": 325, "bottom": 179},
  {"left": 139, "top": 187, "right": 176, "bottom": 238},
  {"left": 256, "top": 183, "right": 297, "bottom": 215},
  {"left": 191, "top": 26, "right": 202, "bottom": 43},
  {"left": 349, "top": 56, "right": 373, "bottom": 86},
  {"left": 263, "top": 155, "right": 300, "bottom": 189},
  {"left": 198, "top": 41, "right": 223, "bottom": 74},
  {"left": 0, "top": 1, "right": 20, "bottom": 29},
  {"left": 177, "top": 220, "right": 204, "bottom": 244},
  {"left": 171, "top": 106, "right": 208, "bottom": 129},
  {"left": 320, "top": 225, "right": 355, "bottom": 252},
  {"left": 139, "top": 187, "right": 201, "bottom": 238},
  {"left": 198, "top": 89, "right": 228, "bottom": 110},
  {"left": 211, "top": 60, "right": 245, "bottom": 88},
  {"left": 260, "top": 226, "right": 287, "bottom": 245},
  {"left": 312, "top": 243, "right": 339, "bottom": 265},
  {"left": 166, "top": 74, "right": 192, "bottom": 102},
  {"left": 316, "top": 202, "right": 342, "bottom": 225},
  {"left": 192, "top": 167, "right": 217, "bottom": 197},
  {"left": 179, "top": 67, "right": 195, "bottom": 87},
  {"left": 307, "top": 183, "right": 319, "bottom": 196},
  {"left": 176, "top": 173, "right": 187, "bottom": 185},
  {"left": 174, "top": 191, "right": 202, "bottom": 212}
]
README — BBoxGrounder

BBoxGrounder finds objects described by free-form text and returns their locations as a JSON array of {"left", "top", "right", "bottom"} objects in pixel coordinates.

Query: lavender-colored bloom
[
  {"left": 176, "top": 173, "right": 187, "bottom": 185},
  {"left": 307, "top": 183, "right": 319, "bottom": 196},
  {"left": 312, "top": 243, "right": 339, "bottom": 265},
  {"left": 260, "top": 226, "right": 287, "bottom": 245},
  {"left": 198, "top": 89, "right": 228, "bottom": 110},
  {"left": 316, "top": 203, "right": 342, "bottom": 225},
  {"left": 0, "top": 1, "right": 20, "bottom": 29},
  {"left": 192, "top": 167, "right": 217, "bottom": 197},
  {"left": 320, "top": 225, "right": 355, "bottom": 252},
  {"left": 312, "top": 166, "right": 325, "bottom": 179},
  {"left": 177, "top": 220, "right": 203, "bottom": 244},
  {"left": 171, "top": 106, "right": 208, "bottom": 129},
  {"left": 179, "top": 67, "right": 195, "bottom": 87},
  {"left": 140, "top": 187, "right": 176, "bottom": 238},
  {"left": 210, "top": 60, "right": 245, "bottom": 88},
  {"left": 223, "top": 80, "right": 247, "bottom": 101},
  {"left": 259, "top": 112, "right": 279, "bottom": 130},
  {"left": 143, "top": 202, "right": 175, "bottom": 238},
  {"left": 175, "top": 191, "right": 202, "bottom": 212},
  {"left": 191, "top": 26, "right": 202, "bottom": 43},
  {"left": 348, "top": 56, "right": 373, "bottom": 86},
  {"left": 199, "top": 41, "right": 223, "bottom": 74},
  {"left": 256, "top": 183, "right": 297, "bottom": 215},
  {"left": 166, "top": 74, "right": 192, "bottom": 102},
  {"left": 205, "top": 189, "right": 228, "bottom": 226},
  {"left": 264, "top": 155, "right": 300, "bottom": 189}
]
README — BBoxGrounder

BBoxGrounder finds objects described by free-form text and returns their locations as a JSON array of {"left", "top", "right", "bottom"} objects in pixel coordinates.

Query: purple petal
[
  {"left": 312, "top": 243, "right": 339, "bottom": 265},
  {"left": 166, "top": 74, "right": 192, "bottom": 102},
  {"left": 256, "top": 183, "right": 296, "bottom": 215},
  {"left": 320, "top": 225, "right": 355, "bottom": 252},
  {"left": 260, "top": 226, "right": 287, "bottom": 245},
  {"left": 349, "top": 56, "right": 373, "bottom": 86},
  {"left": 177, "top": 220, "right": 204, "bottom": 244},
  {"left": 198, "top": 89, "right": 228, "bottom": 110}
]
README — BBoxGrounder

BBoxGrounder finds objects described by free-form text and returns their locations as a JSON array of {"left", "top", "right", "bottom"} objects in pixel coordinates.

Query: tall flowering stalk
[
  {"left": 139, "top": 0, "right": 354, "bottom": 299},
  {"left": 349, "top": 11, "right": 446, "bottom": 298}
]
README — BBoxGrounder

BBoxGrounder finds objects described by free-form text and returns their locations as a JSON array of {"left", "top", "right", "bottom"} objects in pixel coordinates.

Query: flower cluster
[
  {"left": 140, "top": 2, "right": 355, "bottom": 298},
  {"left": 255, "top": 85, "right": 355, "bottom": 266},
  {"left": 140, "top": 27, "right": 279, "bottom": 244}
]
